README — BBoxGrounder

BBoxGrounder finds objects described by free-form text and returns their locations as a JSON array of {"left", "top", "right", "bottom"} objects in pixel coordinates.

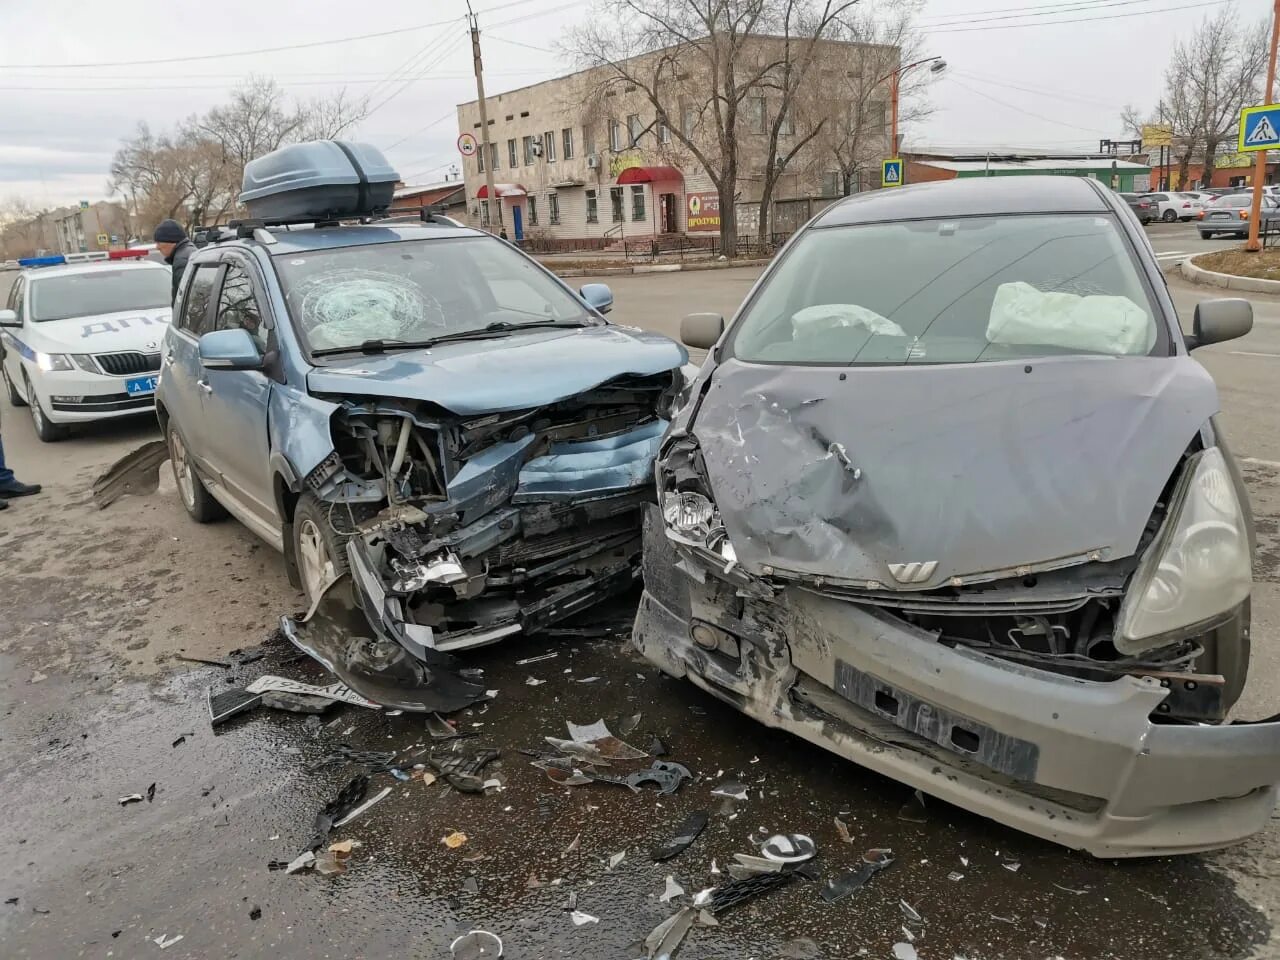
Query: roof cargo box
[{"left": 238, "top": 141, "right": 399, "bottom": 221}]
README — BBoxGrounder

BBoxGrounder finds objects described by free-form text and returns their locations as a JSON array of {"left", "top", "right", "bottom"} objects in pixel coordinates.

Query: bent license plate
[{"left": 125, "top": 375, "right": 158, "bottom": 396}]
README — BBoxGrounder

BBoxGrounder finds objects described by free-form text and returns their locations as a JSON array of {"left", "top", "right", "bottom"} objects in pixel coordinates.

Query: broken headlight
[
  {"left": 661, "top": 490, "right": 738, "bottom": 565},
  {"left": 1116, "top": 447, "right": 1251, "bottom": 654}
]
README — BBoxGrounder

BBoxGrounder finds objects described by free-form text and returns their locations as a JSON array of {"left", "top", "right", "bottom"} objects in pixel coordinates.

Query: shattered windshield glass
[
  {"left": 730, "top": 214, "right": 1162, "bottom": 365},
  {"left": 275, "top": 236, "right": 589, "bottom": 352}
]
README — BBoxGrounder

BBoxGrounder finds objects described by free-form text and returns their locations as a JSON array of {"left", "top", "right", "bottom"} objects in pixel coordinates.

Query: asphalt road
[{"left": 2, "top": 256, "right": 1280, "bottom": 960}]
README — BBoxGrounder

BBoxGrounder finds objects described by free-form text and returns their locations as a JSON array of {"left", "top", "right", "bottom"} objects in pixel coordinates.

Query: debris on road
[
  {"left": 146, "top": 783, "right": 156, "bottom": 802},
  {"left": 92, "top": 439, "right": 167, "bottom": 509},
  {"left": 305, "top": 775, "right": 369, "bottom": 853},
  {"left": 608, "top": 850, "right": 626, "bottom": 870},
  {"left": 569, "top": 910, "right": 600, "bottom": 926},
  {"left": 710, "top": 781, "right": 748, "bottom": 801},
  {"left": 426, "top": 713, "right": 462, "bottom": 739},
  {"left": 308, "top": 746, "right": 397, "bottom": 773},
  {"left": 626, "top": 760, "right": 692, "bottom": 795},
  {"left": 659, "top": 875, "right": 685, "bottom": 902},
  {"left": 652, "top": 811, "right": 708, "bottom": 862},
  {"left": 819, "top": 848, "right": 894, "bottom": 903},
  {"left": 429, "top": 742, "right": 500, "bottom": 793},
  {"left": 645, "top": 906, "right": 695, "bottom": 958},
  {"left": 333, "top": 786, "right": 390, "bottom": 828},
  {"left": 249, "top": 905, "right": 262, "bottom": 921},
  {"left": 450, "top": 930, "right": 504, "bottom": 958},
  {"left": 443, "top": 831, "right": 469, "bottom": 849},
  {"left": 260, "top": 690, "right": 340, "bottom": 714},
  {"left": 207, "top": 687, "right": 262, "bottom": 726},
  {"left": 170, "top": 736, "right": 187, "bottom": 749},
  {"left": 896, "top": 790, "right": 928, "bottom": 824},
  {"left": 515, "top": 653, "right": 558, "bottom": 665},
  {"left": 760, "top": 834, "right": 815, "bottom": 864},
  {"left": 892, "top": 943, "right": 919, "bottom": 960},
  {"left": 153, "top": 933, "right": 184, "bottom": 949},
  {"left": 284, "top": 852, "right": 315, "bottom": 874},
  {"left": 118, "top": 794, "right": 144, "bottom": 806},
  {"left": 246, "top": 675, "right": 380, "bottom": 708},
  {"left": 707, "top": 870, "right": 797, "bottom": 914},
  {"left": 833, "top": 817, "right": 853, "bottom": 844}
]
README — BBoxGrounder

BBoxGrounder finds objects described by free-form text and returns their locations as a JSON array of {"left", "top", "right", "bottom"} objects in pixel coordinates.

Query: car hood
[
  {"left": 687, "top": 355, "right": 1219, "bottom": 589},
  {"left": 306, "top": 324, "right": 687, "bottom": 414},
  {"left": 19, "top": 308, "right": 171, "bottom": 353}
]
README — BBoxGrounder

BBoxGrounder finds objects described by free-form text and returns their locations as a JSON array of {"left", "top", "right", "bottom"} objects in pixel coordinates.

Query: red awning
[
  {"left": 616, "top": 166, "right": 684, "bottom": 185},
  {"left": 475, "top": 183, "right": 527, "bottom": 199}
]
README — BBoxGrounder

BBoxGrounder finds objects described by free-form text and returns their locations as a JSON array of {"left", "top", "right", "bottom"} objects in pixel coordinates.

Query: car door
[
  {"left": 162, "top": 261, "right": 221, "bottom": 466},
  {"left": 2, "top": 276, "right": 26, "bottom": 391},
  {"left": 196, "top": 253, "right": 278, "bottom": 526}
]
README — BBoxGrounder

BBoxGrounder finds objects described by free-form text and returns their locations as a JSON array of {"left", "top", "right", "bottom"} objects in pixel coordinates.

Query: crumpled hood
[
  {"left": 306, "top": 324, "right": 686, "bottom": 414},
  {"left": 689, "top": 355, "right": 1219, "bottom": 589}
]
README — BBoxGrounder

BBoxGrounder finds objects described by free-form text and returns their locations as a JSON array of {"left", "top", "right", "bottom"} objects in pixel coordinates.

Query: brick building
[{"left": 454, "top": 35, "right": 896, "bottom": 246}]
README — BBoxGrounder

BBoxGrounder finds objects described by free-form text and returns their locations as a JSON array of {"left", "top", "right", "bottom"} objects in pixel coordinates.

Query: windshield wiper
[{"left": 311, "top": 322, "right": 590, "bottom": 357}]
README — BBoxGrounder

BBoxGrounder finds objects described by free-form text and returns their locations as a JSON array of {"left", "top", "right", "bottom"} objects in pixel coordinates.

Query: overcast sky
[{"left": 0, "top": 0, "right": 1271, "bottom": 207}]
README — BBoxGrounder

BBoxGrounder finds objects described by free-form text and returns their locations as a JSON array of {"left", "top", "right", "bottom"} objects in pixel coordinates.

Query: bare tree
[
  {"left": 571, "top": 0, "right": 866, "bottom": 256},
  {"left": 298, "top": 88, "right": 370, "bottom": 141}
]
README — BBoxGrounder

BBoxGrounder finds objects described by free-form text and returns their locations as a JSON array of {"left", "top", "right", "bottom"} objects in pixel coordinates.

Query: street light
[{"left": 885, "top": 56, "right": 946, "bottom": 155}]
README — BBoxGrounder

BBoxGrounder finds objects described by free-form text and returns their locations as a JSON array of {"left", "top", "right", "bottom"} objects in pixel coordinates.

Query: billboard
[
  {"left": 686, "top": 191, "right": 720, "bottom": 232},
  {"left": 1141, "top": 123, "right": 1173, "bottom": 149}
]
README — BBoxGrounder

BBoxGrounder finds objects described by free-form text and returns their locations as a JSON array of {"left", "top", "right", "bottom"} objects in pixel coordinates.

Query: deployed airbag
[
  {"left": 986, "top": 281, "right": 1153, "bottom": 355},
  {"left": 792, "top": 303, "right": 906, "bottom": 338}
]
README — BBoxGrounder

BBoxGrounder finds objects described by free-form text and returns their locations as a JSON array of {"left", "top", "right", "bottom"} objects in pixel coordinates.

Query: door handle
[{"left": 197, "top": 379, "right": 212, "bottom": 394}]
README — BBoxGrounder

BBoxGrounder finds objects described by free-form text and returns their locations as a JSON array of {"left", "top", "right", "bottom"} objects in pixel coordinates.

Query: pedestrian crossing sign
[
  {"left": 882, "top": 158, "right": 904, "bottom": 188},
  {"left": 1239, "top": 104, "right": 1280, "bottom": 152}
]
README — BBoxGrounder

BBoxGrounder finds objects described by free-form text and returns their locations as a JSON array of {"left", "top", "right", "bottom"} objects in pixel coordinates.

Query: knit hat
[{"left": 153, "top": 219, "right": 187, "bottom": 244}]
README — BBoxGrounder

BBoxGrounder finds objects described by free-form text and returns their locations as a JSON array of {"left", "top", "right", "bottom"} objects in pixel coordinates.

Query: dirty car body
[
  {"left": 157, "top": 221, "right": 684, "bottom": 710},
  {"left": 635, "top": 176, "right": 1278, "bottom": 857}
]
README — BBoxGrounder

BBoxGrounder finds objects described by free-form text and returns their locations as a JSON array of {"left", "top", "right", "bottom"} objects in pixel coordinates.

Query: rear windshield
[
  {"left": 729, "top": 214, "right": 1162, "bottom": 365},
  {"left": 275, "top": 236, "right": 589, "bottom": 352},
  {"left": 1214, "top": 196, "right": 1251, "bottom": 208},
  {"left": 29, "top": 267, "right": 171, "bottom": 322}
]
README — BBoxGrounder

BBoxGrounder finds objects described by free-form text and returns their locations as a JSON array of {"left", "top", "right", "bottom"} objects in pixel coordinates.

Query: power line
[
  {"left": 486, "top": 33, "right": 556, "bottom": 54},
  {"left": 383, "top": 109, "right": 460, "bottom": 151},
  {"left": 363, "top": 32, "right": 461, "bottom": 109},
  {"left": 949, "top": 70, "right": 1120, "bottom": 109},
  {"left": 0, "top": 0, "right": 544, "bottom": 70},
  {"left": 947, "top": 78, "right": 1111, "bottom": 134},
  {"left": 920, "top": 0, "right": 1162, "bottom": 24},
  {"left": 925, "top": 0, "right": 1229, "bottom": 33},
  {"left": 365, "top": 34, "right": 470, "bottom": 120}
]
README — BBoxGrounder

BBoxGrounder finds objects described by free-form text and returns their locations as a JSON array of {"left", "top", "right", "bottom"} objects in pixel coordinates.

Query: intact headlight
[
  {"left": 69, "top": 354, "right": 98, "bottom": 373},
  {"left": 36, "top": 351, "right": 73, "bottom": 372},
  {"left": 1116, "top": 447, "right": 1251, "bottom": 654}
]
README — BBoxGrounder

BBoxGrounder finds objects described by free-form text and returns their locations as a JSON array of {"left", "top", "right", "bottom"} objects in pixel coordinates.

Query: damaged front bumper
[{"left": 635, "top": 508, "right": 1280, "bottom": 857}]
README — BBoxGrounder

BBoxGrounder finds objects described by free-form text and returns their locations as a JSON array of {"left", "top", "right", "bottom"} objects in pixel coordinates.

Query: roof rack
[{"left": 214, "top": 204, "right": 463, "bottom": 245}]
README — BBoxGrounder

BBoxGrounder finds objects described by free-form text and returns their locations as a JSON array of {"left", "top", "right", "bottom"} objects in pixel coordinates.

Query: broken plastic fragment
[
  {"left": 644, "top": 906, "right": 695, "bottom": 958},
  {"left": 899, "top": 899, "right": 924, "bottom": 924},
  {"left": 626, "top": 760, "right": 693, "bottom": 795},
  {"left": 819, "top": 849, "right": 894, "bottom": 903},
  {"left": 651, "top": 811, "right": 709, "bottom": 862},
  {"left": 285, "top": 851, "right": 316, "bottom": 874},
  {"left": 659, "top": 875, "right": 684, "bottom": 903},
  {"left": 1002, "top": 860, "right": 1022, "bottom": 873},
  {"left": 563, "top": 833, "right": 580, "bottom": 855},
  {"left": 565, "top": 719, "right": 648, "bottom": 760},
  {"left": 525, "top": 677, "right": 546, "bottom": 686},
  {"left": 760, "top": 834, "right": 815, "bottom": 864},
  {"left": 608, "top": 850, "right": 626, "bottom": 870},
  {"left": 442, "top": 831, "right": 468, "bottom": 849},
  {"left": 896, "top": 789, "right": 928, "bottom": 823},
  {"left": 333, "top": 786, "right": 391, "bottom": 828},
  {"left": 569, "top": 910, "right": 599, "bottom": 926},
  {"left": 426, "top": 713, "right": 460, "bottom": 739},
  {"left": 450, "top": 930, "right": 504, "bottom": 959},
  {"left": 833, "top": 817, "right": 853, "bottom": 844},
  {"left": 710, "top": 781, "right": 748, "bottom": 801},
  {"left": 154, "top": 933, "right": 184, "bottom": 949},
  {"left": 207, "top": 686, "right": 262, "bottom": 726},
  {"left": 707, "top": 871, "right": 794, "bottom": 914},
  {"left": 892, "top": 944, "right": 918, "bottom": 960},
  {"left": 516, "top": 652, "right": 558, "bottom": 665},
  {"left": 732, "top": 853, "right": 783, "bottom": 875},
  {"left": 245, "top": 675, "right": 379, "bottom": 708},
  {"left": 697, "top": 909, "right": 718, "bottom": 927},
  {"left": 118, "top": 794, "right": 144, "bottom": 806},
  {"left": 948, "top": 871, "right": 965, "bottom": 882}
]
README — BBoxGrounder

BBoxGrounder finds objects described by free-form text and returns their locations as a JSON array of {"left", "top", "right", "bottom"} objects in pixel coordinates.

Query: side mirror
[
  {"left": 0, "top": 308, "right": 19, "bottom": 328},
  {"left": 1190, "top": 298, "right": 1253, "bottom": 350},
  {"left": 580, "top": 282, "right": 613, "bottom": 314},
  {"left": 681, "top": 312, "right": 725, "bottom": 349},
  {"left": 199, "top": 328, "right": 263, "bottom": 371}
]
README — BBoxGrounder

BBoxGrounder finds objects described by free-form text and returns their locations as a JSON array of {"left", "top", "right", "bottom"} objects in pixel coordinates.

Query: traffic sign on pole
[
  {"left": 1239, "top": 104, "right": 1280, "bottom": 152},
  {"left": 882, "top": 158, "right": 904, "bottom": 188},
  {"left": 457, "top": 132, "right": 478, "bottom": 157}
]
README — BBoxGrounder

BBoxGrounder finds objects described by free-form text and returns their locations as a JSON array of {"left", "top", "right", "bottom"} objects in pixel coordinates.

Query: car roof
[
  {"left": 207, "top": 222, "right": 483, "bottom": 257},
  {"left": 23, "top": 260, "right": 168, "bottom": 280},
  {"left": 814, "top": 175, "right": 1112, "bottom": 227}
]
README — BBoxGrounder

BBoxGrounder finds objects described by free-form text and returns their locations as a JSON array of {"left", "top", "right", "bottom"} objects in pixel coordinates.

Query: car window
[
  {"left": 8, "top": 277, "right": 24, "bottom": 317},
  {"left": 27, "top": 267, "right": 170, "bottom": 323},
  {"left": 177, "top": 264, "right": 220, "bottom": 337},
  {"left": 215, "top": 261, "right": 268, "bottom": 350},
  {"left": 730, "top": 214, "right": 1161, "bottom": 366},
  {"left": 275, "top": 236, "right": 589, "bottom": 353}
]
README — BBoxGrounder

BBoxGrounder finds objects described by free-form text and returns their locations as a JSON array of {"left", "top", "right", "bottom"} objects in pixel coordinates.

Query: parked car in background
[
  {"left": 1118, "top": 192, "right": 1157, "bottom": 224},
  {"left": 647, "top": 175, "right": 1272, "bottom": 858},
  {"left": 1198, "top": 192, "right": 1280, "bottom": 238},
  {"left": 1147, "top": 192, "right": 1203, "bottom": 221},
  {"left": 1, "top": 251, "right": 171, "bottom": 441}
]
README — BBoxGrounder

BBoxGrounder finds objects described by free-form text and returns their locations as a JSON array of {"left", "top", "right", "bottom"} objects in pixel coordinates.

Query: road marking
[{"left": 1230, "top": 350, "right": 1280, "bottom": 358}]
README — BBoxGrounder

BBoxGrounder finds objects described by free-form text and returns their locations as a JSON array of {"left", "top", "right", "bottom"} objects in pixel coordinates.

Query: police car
[{"left": 0, "top": 251, "right": 172, "bottom": 441}]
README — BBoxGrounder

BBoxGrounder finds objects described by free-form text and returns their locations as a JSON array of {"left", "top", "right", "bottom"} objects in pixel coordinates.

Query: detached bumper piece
[
  {"left": 635, "top": 508, "right": 1280, "bottom": 858},
  {"left": 280, "top": 574, "right": 487, "bottom": 714}
]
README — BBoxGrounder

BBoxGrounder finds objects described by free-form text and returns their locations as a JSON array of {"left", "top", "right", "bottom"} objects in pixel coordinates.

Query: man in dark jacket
[{"left": 154, "top": 219, "right": 195, "bottom": 303}]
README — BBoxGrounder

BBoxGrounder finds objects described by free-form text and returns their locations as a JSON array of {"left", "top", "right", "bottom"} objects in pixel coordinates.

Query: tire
[
  {"left": 1162, "top": 209, "right": 1178, "bottom": 222},
  {"left": 1200, "top": 232, "right": 1214, "bottom": 239},
  {"left": 2, "top": 357, "right": 25, "bottom": 407},
  {"left": 291, "top": 493, "right": 352, "bottom": 605},
  {"left": 167, "top": 421, "right": 226, "bottom": 523},
  {"left": 24, "top": 372, "right": 67, "bottom": 442}
]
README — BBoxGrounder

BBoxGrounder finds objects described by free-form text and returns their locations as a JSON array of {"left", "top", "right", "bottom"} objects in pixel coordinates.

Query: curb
[
  {"left": 544, "top": 257, "right": 771, "bottom": 278},
  {"left": 1180, "top": 256, "right": 1280, "bottom": 293}
]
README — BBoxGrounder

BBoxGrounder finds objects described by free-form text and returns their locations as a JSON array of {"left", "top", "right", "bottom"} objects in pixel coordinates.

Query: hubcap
[
  {"left": 27, "top": 379, "right": 44, "bottom": 431},
  {"left": 297, "top": 518, "right": 334, "bottom": 601},
  {"left": 169, "top": 430, "right": 196, "bottom": 510}
]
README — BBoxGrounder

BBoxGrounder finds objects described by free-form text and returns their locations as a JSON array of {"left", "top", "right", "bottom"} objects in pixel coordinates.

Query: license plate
[
  {"left": 126, "top": 375, "right": 158, "bottom": 396},
  {"left": 1210, "top": 213, "right": 1231, "bottom": 219}
]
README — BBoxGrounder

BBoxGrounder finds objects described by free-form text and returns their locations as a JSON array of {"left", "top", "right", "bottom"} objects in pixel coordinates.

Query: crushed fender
[
  {"left": 280, "top": 575, "right": 488, "bottom": 713},
  {"left": 92, "top": 440, "right": 167, "bottom": 509}
]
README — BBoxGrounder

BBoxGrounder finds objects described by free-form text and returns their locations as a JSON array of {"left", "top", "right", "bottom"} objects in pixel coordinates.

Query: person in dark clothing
[{"left": 154, "top": 219, "right": 195, "bottom": 303}]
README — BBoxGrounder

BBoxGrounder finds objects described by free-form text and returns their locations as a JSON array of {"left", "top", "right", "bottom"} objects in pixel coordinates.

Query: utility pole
[
  {"left": 1247, "top": 0, "right": 1280, "bottom": 252},
  {"left": 468, "top": 2, "right": 502, "bottom": 233}
]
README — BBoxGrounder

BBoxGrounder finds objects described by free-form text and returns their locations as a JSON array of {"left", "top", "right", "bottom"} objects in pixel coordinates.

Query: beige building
[{"left": 454, "top": 35, "right": 896, "bottom": 247}]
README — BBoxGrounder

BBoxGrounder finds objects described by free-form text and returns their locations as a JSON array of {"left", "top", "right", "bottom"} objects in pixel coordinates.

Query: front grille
[
  {"left": 95, "top": 351, "right": 161, "bottom": 376},
  {"left": 50, "top": 393, "right": 155, "bottom": 412}
]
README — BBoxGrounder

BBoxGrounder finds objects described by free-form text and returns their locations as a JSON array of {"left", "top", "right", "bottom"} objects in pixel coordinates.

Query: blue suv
[{"left": 158, "top": 208, "right": 685, "bottom": 707}]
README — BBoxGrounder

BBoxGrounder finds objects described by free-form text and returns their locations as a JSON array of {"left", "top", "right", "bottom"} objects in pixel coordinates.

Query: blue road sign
[
  {"left": 882, "top": 158, "right": 904, "bottom": 188},
  {"left": 1239, "top": 104, "right": 1280, "bottom": 152}
]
